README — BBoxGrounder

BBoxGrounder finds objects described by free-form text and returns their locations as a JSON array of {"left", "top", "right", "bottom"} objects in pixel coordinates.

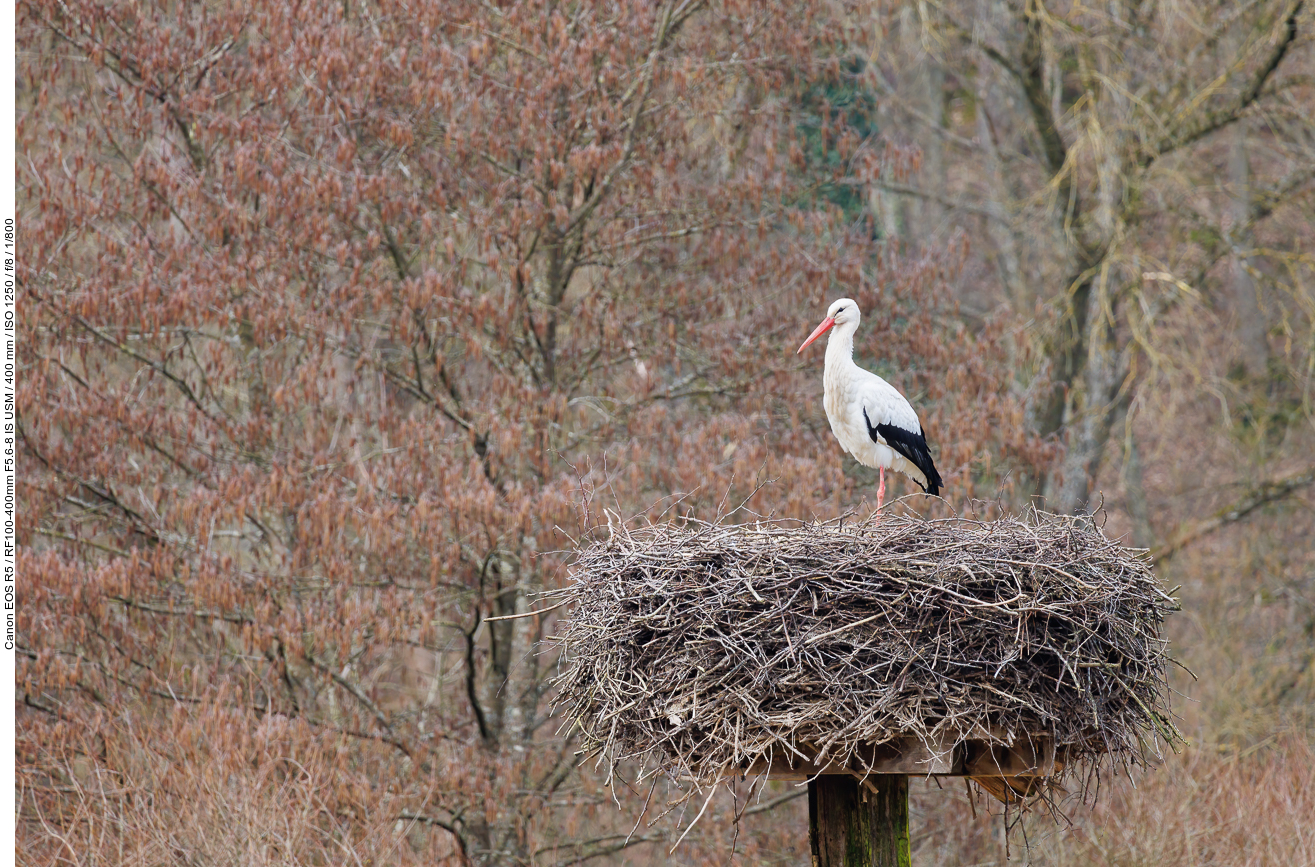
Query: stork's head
[{"left": 797, "top": 298, "right": 861, "bottom": 353}]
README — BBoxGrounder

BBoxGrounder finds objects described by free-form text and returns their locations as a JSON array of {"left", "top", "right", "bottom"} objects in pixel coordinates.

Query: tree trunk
[
  {"left": 809, "top": 776, "right": 910, "bottom": 867},
  {"left": 1228, "top": 122, "right": 1270, "bottom": 382},
  {"left": 975, "top": 86, "right": 1026, "bottom": 305},
  {"left": 913, "top": 60, "right": 945, "bottom": 238},
  {"left": 1047, "top": 268, "right": 1125, "bottom": 514},
  {"left": 1112, "top": 400, "right": 1155, "bottom": 548}
]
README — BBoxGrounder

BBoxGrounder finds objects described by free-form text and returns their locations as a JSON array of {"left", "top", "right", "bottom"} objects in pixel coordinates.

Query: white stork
[{"left": 798, "top": 298, "right": 943, "bottom": 510}]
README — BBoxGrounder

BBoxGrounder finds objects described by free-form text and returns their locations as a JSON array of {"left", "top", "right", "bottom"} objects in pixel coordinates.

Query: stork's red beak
[{"left": 797, "top": 317, "right": 835, "bottom": 353}]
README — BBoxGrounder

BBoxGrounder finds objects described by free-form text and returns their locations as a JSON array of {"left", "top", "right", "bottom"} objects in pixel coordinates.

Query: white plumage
[{"left": 798, "top": 298, "right": 943, "bottom": 509}]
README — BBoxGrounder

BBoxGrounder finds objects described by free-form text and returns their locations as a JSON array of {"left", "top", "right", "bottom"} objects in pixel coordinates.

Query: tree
[{"left": 870, "top": 0, "right": 1315, "bottom": 513}]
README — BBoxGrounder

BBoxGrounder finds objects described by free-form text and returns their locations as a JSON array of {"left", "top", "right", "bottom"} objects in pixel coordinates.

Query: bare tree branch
[
  {"left": 1155, "top": 465, "right": 1315, "bottom": 562},
  {"left": 1145, "top": 0, "right": 1304, "bottom": 165}
]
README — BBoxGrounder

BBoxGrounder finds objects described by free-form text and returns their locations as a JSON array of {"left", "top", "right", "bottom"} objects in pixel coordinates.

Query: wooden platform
[{"left": 733, "top": 734, "right": 1065, "bottom": 802}]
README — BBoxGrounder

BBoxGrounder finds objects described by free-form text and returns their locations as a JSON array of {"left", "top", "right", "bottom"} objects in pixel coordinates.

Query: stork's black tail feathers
[
  {"left": 916, "top": 452, "right": 943, "bottom": 497},
  {"left": 866, "top": 413, "right": 944, "bottom": 497}
]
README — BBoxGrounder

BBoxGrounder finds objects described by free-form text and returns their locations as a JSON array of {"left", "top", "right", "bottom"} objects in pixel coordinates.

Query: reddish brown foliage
[{"left": 16, "top": 1, "right": 1039, "bottom": 862}]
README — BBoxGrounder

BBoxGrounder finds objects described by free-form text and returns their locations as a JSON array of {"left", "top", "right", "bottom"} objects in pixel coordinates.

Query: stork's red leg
[{"left": 876, "top": 466, "right": 886, "bottom": 512}]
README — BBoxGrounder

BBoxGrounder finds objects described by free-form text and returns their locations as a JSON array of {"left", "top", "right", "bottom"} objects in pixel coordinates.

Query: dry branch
[
  {"left": 1154, "top": 465, "right": 1315, "bottom": 563},
  {"left": 554, "top": 510, "right": 1180, "bottom": 795}
]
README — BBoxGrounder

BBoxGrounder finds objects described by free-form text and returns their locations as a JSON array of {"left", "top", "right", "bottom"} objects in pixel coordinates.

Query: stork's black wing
[{"left": 862, "top": 408, "right": 943, "bottom": 496}]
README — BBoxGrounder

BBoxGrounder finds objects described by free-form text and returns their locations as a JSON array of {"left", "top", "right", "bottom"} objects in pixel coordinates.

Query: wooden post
[{"left": 808, "top": 775, "right": 909, "bottom": 867}]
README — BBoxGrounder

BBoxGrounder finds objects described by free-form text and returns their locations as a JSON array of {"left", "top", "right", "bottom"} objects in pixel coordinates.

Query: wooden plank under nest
[
  {"left": 965, "top": 737, "right": 1064, "bottom": 803},
  {"left": 737, "top": 734, "right": 958, "bottom": 779},
  {"left": 732, "top": 735, "right": 1064, "bottom": 803}
]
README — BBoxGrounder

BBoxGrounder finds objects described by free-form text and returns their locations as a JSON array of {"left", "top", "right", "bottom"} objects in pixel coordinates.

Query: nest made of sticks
[{"left": 554, "top": 510, "right": 1180, "bottom": 790}]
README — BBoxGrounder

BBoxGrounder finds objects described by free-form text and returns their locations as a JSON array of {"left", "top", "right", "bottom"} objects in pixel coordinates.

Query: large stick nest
[{"left": 554, "top": 511, "right": 1180, "bottom": 788}]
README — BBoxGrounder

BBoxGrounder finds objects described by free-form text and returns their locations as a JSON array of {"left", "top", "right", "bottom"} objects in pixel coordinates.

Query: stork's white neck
[{"left": 824, "top": 319, "right": 859, "bottom": 372}]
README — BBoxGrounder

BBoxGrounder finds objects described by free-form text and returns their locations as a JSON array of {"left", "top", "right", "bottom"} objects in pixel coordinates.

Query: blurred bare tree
[{"left": 870, "top": 0, "right": 1315, "bottom": 515}]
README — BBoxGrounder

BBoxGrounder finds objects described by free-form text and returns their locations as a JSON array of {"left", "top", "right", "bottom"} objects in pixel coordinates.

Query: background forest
[{"left": 14, "top": 0, "right": 1315, "bottom": 864}]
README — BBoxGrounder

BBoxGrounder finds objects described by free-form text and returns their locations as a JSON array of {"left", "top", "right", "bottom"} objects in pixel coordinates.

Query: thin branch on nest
[{"left": 553, "top": 509, "right": 1180, "bottom": 801}]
